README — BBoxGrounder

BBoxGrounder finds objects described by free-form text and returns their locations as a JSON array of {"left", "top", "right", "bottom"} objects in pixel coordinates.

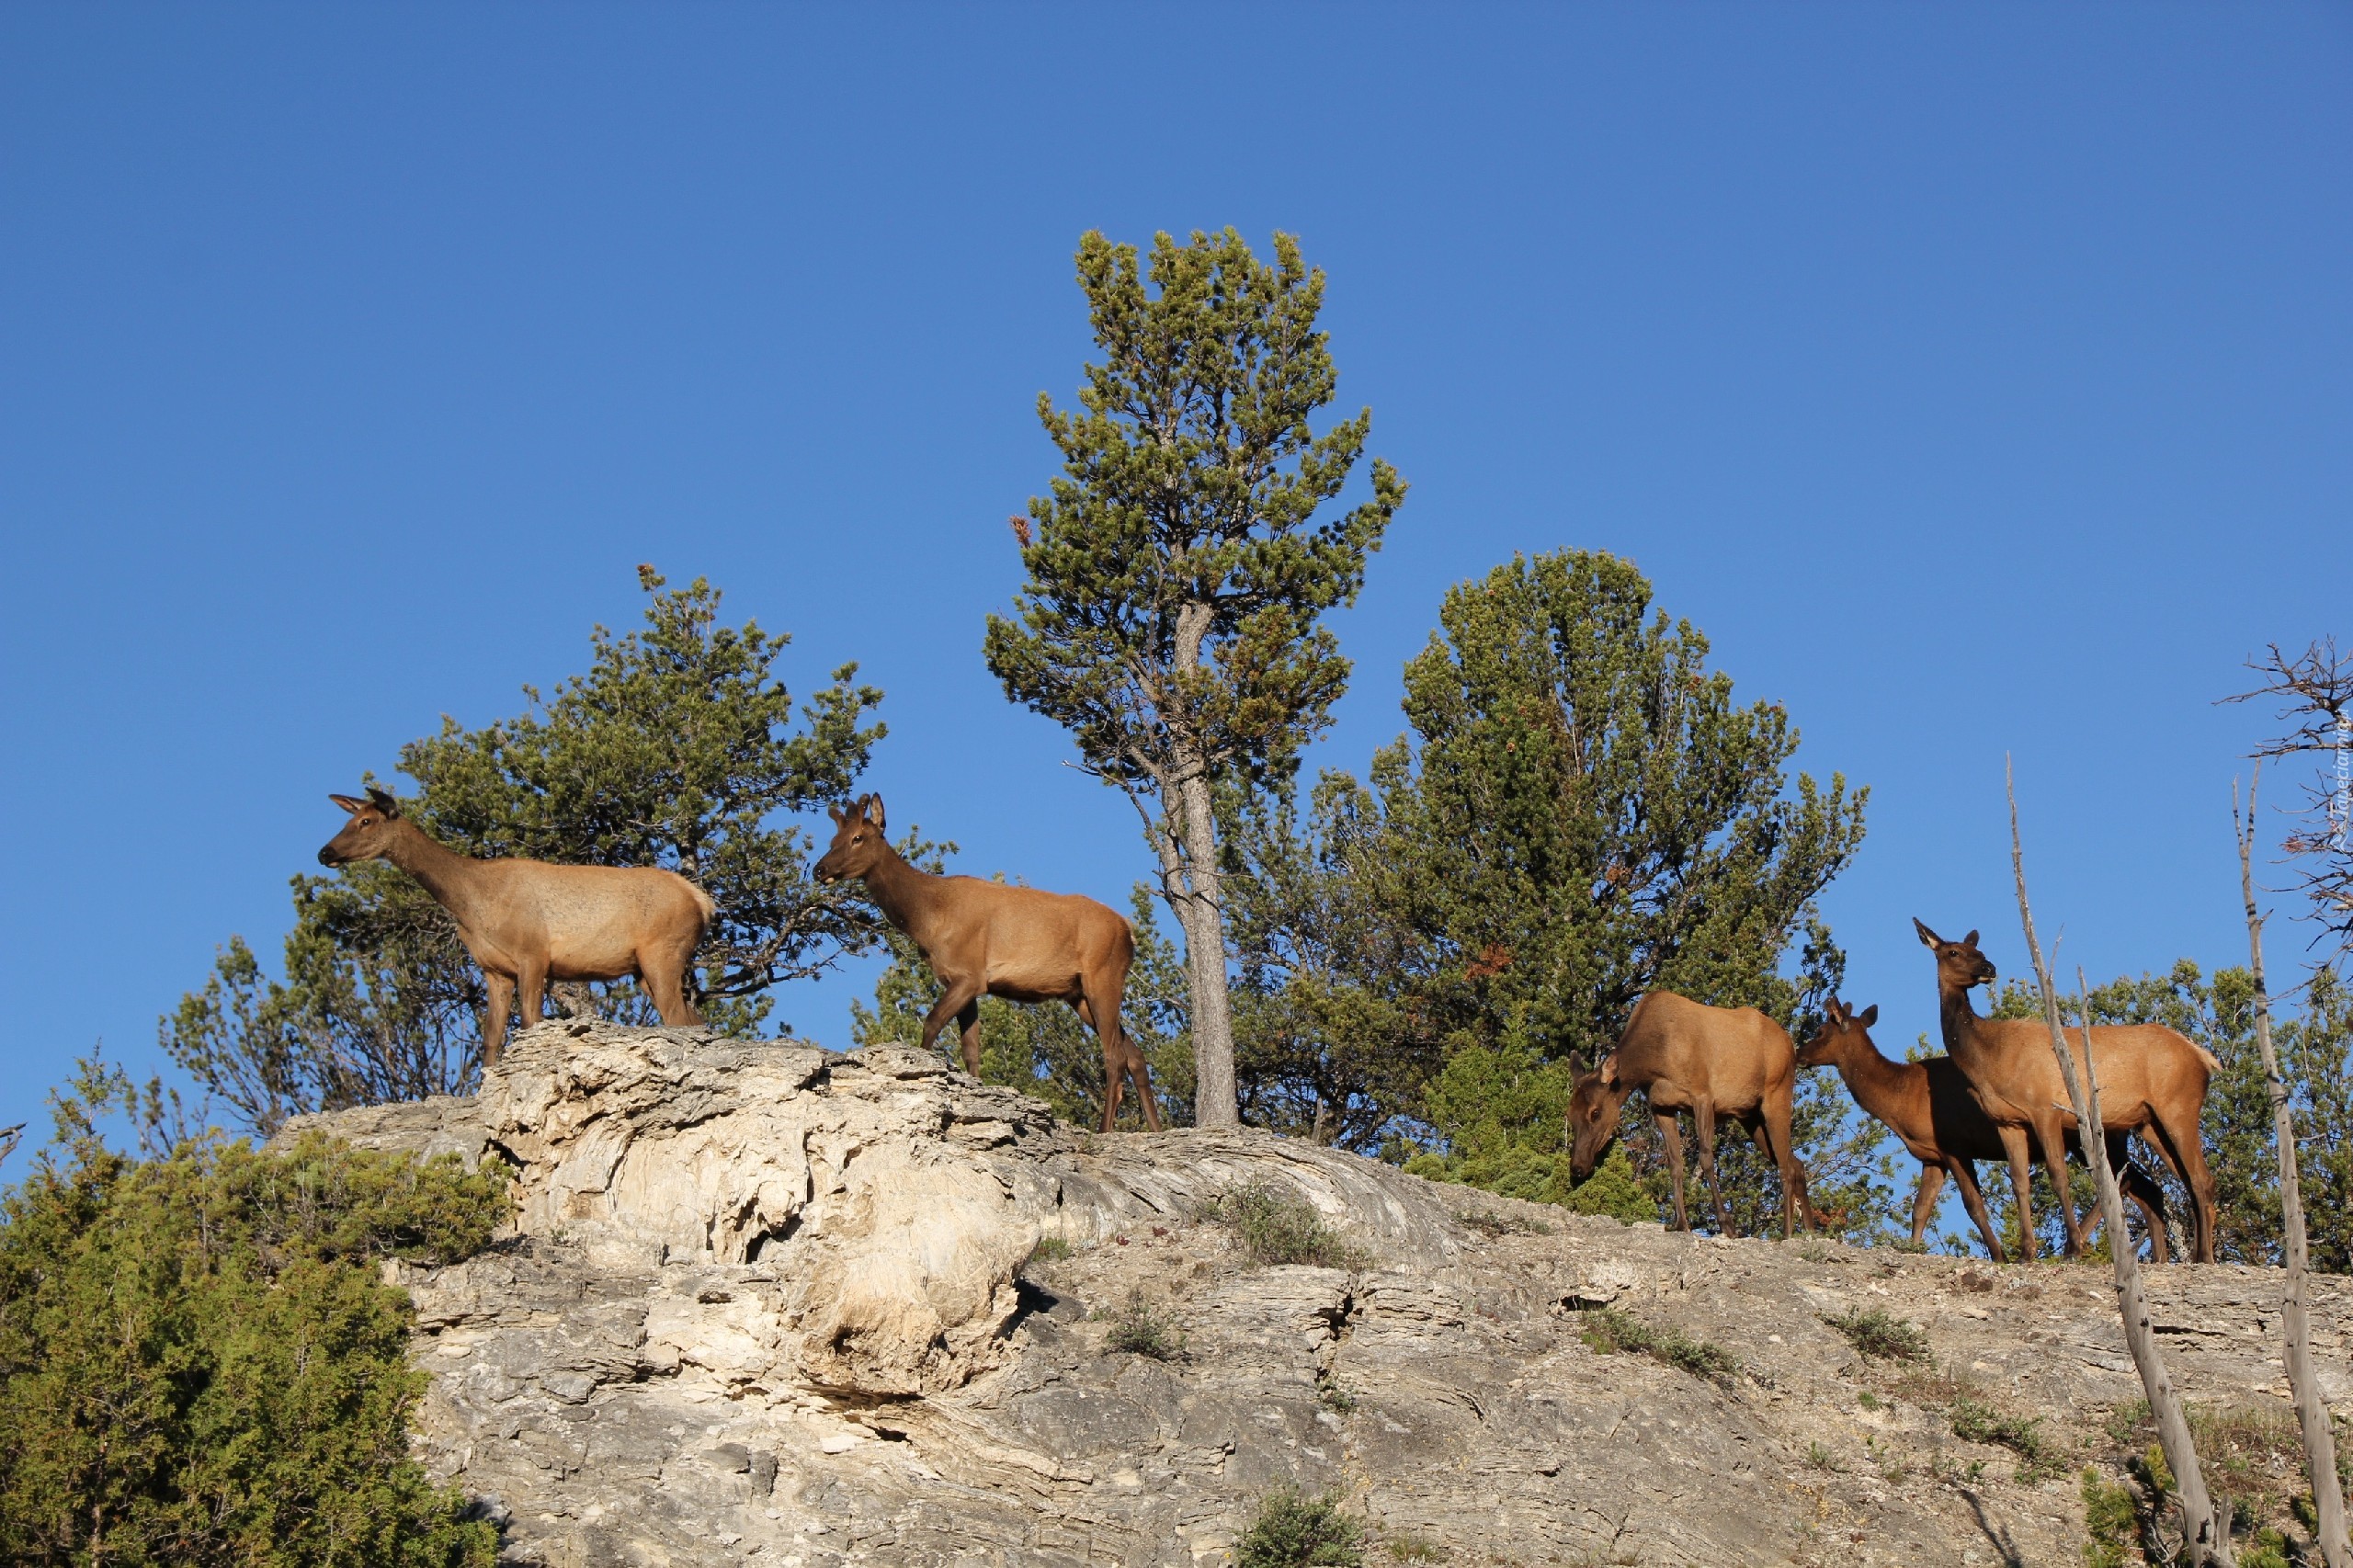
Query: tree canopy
[
  {"left": 983, "top": 228, "right": 1404, "bottom": 1129},
  {"left": 165, "top": 569, "right": 889, "bottom": 1131}
]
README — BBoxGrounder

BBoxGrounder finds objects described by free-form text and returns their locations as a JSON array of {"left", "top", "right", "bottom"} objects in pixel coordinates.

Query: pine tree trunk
[
  {"left": 2242, "top": 776, "right": 2349, "bottom": 1568},
  {"left": 1174, "top": 764, "right": 1240, "bottom": 1129}
]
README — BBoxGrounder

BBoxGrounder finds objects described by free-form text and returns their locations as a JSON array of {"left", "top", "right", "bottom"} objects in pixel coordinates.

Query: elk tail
[
  {"left": 687, "top": 880, "right": 718, "bottom": 925},
  {"left": 2193, "top": 1042, "right": 2222, "bottom": 1074}
]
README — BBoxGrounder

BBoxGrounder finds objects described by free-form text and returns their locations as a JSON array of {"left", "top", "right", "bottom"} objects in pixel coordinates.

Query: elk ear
[
  {"left": 367, "top": 786, "right": 400, "bottom": 817},
  {"left": 1824, "top": 998, "right": 1847, "bottom": 1024},
  {"left": 827, "top": 803, "right": 846, "bottom": 827},
  {"left": 329, "top": 793, "right": 368, "bottom": 814},
  {"left": 1858, "top": 1004, "right": 1879, "bottom": 1028},
  {"left": 1913, "top": 917, "right": 1941, "bottom": 948},
  {"left": 866, "top": 794, "right": 886, "bottom": 833},
  {"left": 1961, "top": 929, "right": 1979, "bottom": 949},
  {"left": 1597, "top": 1055, "right": 1620, "bottom": 1087}
]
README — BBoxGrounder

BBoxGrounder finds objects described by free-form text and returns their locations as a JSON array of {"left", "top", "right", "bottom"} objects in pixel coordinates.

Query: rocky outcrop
[{"left": 290, "top": 1021, "right": 2353, "bottom": 1567}]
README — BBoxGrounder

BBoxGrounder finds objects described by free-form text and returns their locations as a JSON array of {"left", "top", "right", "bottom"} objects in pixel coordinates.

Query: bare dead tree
[
  {"left": 2009, "top": 761, "right": 2233, "bottom": 1566},
  {"left": 2238, "top": 769, "right": 2349, "bottom": 1567},
  {"left": 2225, "top": 639, "right": 2353, "bottom": 952},
  {"left": 0, "top": 1122, "right": 21, "bottom": 1170}
]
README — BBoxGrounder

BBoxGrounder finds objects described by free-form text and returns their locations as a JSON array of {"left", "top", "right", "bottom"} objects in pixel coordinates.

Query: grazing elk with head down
[
  {"left": 1801, "top": 998, "right": 2174, "bottom": 1262},
  {"left": 1568, "top": 990, "right": 1821, "bottom": 1238},
  {"left": 317, "top": 789, "right": 714, "bottom": 1065},
  {"left": 813, "top": 794, "right": 1161, "bottom": 1133},
  {"left": 1913, "top": 919, "right": 2220, "bottom": 1262}
]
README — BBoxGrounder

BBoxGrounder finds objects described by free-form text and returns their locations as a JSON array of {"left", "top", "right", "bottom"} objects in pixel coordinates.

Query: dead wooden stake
[
  {"left": 2239, "top": 769, "right": 2349, "bottom": 1568},
  {"left": 2009, "top": 759, "right": 2232, "bottom": 1566}
]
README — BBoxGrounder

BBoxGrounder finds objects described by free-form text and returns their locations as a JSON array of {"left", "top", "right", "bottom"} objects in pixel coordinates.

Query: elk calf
[
  {"left": 813, "top": 794, "right": 1161, "bottom": 1133},
  {"left": 1568, "top": 991, "right": 1820, "bottom": 1238},
  {"left": 317, "top": 789, "right": 713, "bottom": 1065}
]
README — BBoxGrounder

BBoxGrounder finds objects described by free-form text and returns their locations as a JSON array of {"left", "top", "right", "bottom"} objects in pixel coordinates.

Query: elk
[
  {"left": 813, "top": 794, "right": 1161, "bottom": 1133},
  {"left": 1800, "top": 999, "right": 2174, "bottom": 1263},
  {"left": 1914, "top": 919, "right": 2220, "bottom": 1262},
  {"left": 316, "top": 789, "right": 713, "bottom": 1065},
  {"left": 1568, "top": 991, "right": 1821, "bottom": 1238}
]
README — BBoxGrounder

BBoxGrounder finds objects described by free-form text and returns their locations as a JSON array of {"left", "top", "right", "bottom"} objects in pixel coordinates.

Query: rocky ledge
[{"left": 284, "top": 1021, "right": 2353, "bottom": 1567}]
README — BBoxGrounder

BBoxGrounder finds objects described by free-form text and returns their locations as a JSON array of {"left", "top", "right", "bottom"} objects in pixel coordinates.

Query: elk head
[
  {"left": 1797, "top": 998, "right": 1879, "bottom": 1067},
  {"left": 1567, "top": 1057, "right": 1638, "bottom": 1182},
  {"left": 813, "top": 794, "right": 888, "bottom": 883},
  {"left": 318, "top": 788, "right": 404, "bottom": 866},
  {"left": 1913, "top": 918, "right": 1997, "bottom": 994}
]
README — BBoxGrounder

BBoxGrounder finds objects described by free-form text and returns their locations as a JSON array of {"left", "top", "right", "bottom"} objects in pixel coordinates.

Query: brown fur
[
  {"left": 1800, "top": 999, "right": 2173, "bottom": 1263},
  {"left": 1567, "top": 991, "right": 1821, "bottom": 1238},
  {"left": 813, "top": 794, "right": 1161, "bottom": 1134},
  {"left": 317, "top": 789, "right": 712, "bottom": 1065},
  {"left": 1913, "top": 919, "right": 2220, "bottom": 1262}
]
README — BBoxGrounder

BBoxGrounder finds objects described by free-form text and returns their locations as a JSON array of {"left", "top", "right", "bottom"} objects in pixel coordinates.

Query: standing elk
[
  {"left": 1800, "top": 998, "right": 2174, "bottom": 1262},
  {"left": 1914, "top": 919, "right": 2220, "bottom": 1262},
  {"left": 1568, "top": 990, "right": 1821, "bottom": 1238},
  {"left": 316, "top": 788, "right": 713, "bottom": 1065},
  {"left": 813, "top": 794, "right": 1162, "bottom": 1133}
]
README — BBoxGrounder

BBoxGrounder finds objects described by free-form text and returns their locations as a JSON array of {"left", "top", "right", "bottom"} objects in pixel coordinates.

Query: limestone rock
[{"left": 293, "top": 1022, "right": 2353, "bottom": 1566}]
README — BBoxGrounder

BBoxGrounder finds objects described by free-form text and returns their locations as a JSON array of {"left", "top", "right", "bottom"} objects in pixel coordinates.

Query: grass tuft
[
  {"left": 1576, "top": 1307, "right": 1739, "bottom": 1387},
  {"left": 1952, "top": 1397, "right": 2059, "bottom": 1480},
  {"left": 1824, "top": 1307, "right": 1930, "bottom": 1362},
  {"left": 1207, "top": 1180, "right": 1365, "bottom": 1270},
  {"left": 1099, "top": 1290, "right": 1187, "bottom": 1360}
]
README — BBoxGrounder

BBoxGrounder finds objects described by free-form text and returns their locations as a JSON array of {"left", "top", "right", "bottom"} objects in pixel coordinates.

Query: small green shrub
[
  {"left": 2238, "top": 1527, "right": 2290, "bottom": 1568},
  {"left": 1576, "top": 1308, "right": 1739, "bottom": 1387},
  {"left": 1024, "top": 1233, "right": 1074, "bottom": 1267},
  {"left": 1101, "top": 1290, "right": 1186, "bottom": 1360},
  {"left": 1380, "top": 1532, "right": 1443, "bottom": 1562},
  {"left": 1804, "top": 1441, "right": 1840, "bottom": 1471},
  {"left": 1953, "top": 1397, "right": 2057, "bottom": 1480},
  {"left": 1207, "top": 1181, "right": 1363, "bottom": 1269},
  {"left": 0, "top": 1073, "right": 511, "bottom": 1565},
  {"left": 1236, "top": 1485, "right": 1365, "bottom": 1568},
  {"left": 1824, "top": 1307, "right": 1929, "bottom": 1362},
  {"left": 2080, "top": 1467, "right": 2136, "bottom": 1568}
]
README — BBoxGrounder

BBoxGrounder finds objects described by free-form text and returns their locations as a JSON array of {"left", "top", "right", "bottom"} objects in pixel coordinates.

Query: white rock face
[{"left": 287, "top": 1022, "right": 2353, "bottom": 1568}]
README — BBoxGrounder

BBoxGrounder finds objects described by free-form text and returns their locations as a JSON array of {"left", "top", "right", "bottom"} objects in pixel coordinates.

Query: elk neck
[
  {"left": 854, "top": 840, "right": 939, "bottom": 937},
  {"left": 380, "top": 819, "right": 494, "bottom": 925},
  {"left": 1826, "top": 1035, "right": 1924, "bottom": 1131},
  {"left": 1936, "top": 981, "right": 1989, "bottom": 1065}
]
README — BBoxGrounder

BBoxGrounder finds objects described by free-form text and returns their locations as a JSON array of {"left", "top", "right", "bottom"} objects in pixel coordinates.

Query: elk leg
[
  {"left": 2147, "top": 1112, "right": 2217, "bottom": 1264},
  {"left": 1997, "top": 1123, "right": 2039, "bottom": 1261},
  {"left": 481, "top": 971, "right": 515, "bottom": 1071},
  {"left": 1693, "top": 1098, "right": 1735, "bottom": 1238},
  {"left": 517, "top": 957, "right": 549, "bottom": 1031},
  {"left": 1654, "top": 1111, "right": 1689, "bottom": 1233},
  {"left": 1912, "top": 1162, "right": 1948, "bottom": 1246},
  {"left": 918, "top": 978, "right": 985, "bottom": 1070},
  {"left": 641, "top": 945, "right": 704, "bottom": 1028},
  {"left": 2029, "top": 1110, "right": 2086, "bottom": 1256},
  {"left": 2114, "top": 1138, "right": 2172, "bottom": 1265},
  {"left": 950, "top": 1000, "right": 982, "bottom": 1076},
  {"left": 1945, "top": 1158, "right": 2008, "bottom": 1264},
  {"left": 1756, "top": 1085, "right": 1816, "bottom": 1236},
  {"left": 1082, "top": 969, "right": 1160, "bottom": 1135}
]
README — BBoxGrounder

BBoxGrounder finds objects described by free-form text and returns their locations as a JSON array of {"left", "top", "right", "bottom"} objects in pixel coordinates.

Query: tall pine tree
[{"left": 983, "top": 229, "right": 1404, "bottom": 1128}]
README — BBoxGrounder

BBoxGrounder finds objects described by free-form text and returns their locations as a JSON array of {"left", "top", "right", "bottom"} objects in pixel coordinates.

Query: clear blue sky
[{"left": 3, "top": 6, "right": 2347, "bottom": 1180}]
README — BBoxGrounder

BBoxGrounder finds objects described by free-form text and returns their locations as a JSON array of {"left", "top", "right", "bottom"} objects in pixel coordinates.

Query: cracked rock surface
[{"left": 284, "top": 1022, "right": 2353, "bottom": 1566}]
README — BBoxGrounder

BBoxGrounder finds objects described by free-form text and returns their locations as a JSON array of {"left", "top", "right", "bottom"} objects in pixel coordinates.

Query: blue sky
[{"left": 2, "top": 6, "right": 2347, "bottom": 1195}]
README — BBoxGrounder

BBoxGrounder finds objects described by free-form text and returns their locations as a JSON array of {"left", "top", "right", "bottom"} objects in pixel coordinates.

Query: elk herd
[{"left": 319, "top": 790, "right": 2223, "bottom": 1263}]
